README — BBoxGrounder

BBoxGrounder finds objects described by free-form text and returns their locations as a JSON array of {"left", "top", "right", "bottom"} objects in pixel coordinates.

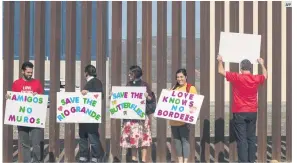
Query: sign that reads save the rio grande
[
  {"left": 4, "top": 91, "right": 48, "bottom": 128},
  {"left": 56, "top": 92, "right": 102, "bottom": 123}
]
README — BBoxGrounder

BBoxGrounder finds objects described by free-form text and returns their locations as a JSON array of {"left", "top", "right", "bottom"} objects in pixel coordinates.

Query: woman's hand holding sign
[
  {"left": 144, "top": 92, "right": 152, "bottom": 101},
  {"left": 81, "top": 90, "right": 89, "bottom": 96},
  {"left": 189, "top": 106, "right": 197, "bottom": 114}
]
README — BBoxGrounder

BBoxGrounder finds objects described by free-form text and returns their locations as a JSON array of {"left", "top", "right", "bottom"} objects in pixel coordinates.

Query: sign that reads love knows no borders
[
  {"left": 109, "top": 86, "right": 146, "bottom": 120},
  {"left": 56, "top": 92, "right": 102, "bottom": 123},
  {"left": 154, "top": 89, "right": 204, "bottom": 124},
  {"left": 4, "top": 91, "right": 49, "bottom": 128}
]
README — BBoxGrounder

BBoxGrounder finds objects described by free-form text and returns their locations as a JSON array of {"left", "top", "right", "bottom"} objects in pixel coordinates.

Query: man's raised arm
[
  {"left": 217, "top": 55, "right": 226, "bottom": 77},
  {"left": 258, "top": 58, "right": 268, "bottom": 79}
]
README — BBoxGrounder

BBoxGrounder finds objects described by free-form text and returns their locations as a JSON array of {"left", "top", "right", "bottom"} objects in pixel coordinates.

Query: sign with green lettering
[{"left": 56, "top": 92, "right": 102, "bottom": 123}]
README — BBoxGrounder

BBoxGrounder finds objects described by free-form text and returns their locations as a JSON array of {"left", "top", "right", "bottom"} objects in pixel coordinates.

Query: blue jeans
[
  {"left": 18, "top": 126, "right": 43, "bottom": 163},
  {"left": 79, "top": 123, "right": 101, "bottom": 161}
]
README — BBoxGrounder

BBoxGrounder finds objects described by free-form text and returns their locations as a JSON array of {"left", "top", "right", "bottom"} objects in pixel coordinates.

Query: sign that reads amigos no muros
[
  {"left": 56, "top": 92, "right": 102, "bottom": 123},
  {"left": 109, "top": 86, "right": 146, "bottom": 120},
  {"left": 4, "top": 91, "right": 49, "bottom": 128},
  {"left": 154, "top": 89, "right": 204, "bottom": 124}
]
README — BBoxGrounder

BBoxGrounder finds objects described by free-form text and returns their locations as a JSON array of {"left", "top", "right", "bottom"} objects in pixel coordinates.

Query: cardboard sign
[
  {"left": 4, "top": 91, "right": 48, "bottom": 128},
  {"left": 219, "top": 32, "right": 261, "bottom": 64},
  {"left": 154, "top": 89, "right": 204, "bottom": 124},
  {"left": 109, "top": 86, "right": 146, "bottom": 120},
  {"left": 57, "top": 92, "right": 102, "bottom": 123}
]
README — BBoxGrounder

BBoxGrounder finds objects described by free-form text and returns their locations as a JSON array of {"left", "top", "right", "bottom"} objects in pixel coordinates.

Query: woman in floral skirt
[{"left": 120, "top": 65, "right": 154, "bottom": 163}]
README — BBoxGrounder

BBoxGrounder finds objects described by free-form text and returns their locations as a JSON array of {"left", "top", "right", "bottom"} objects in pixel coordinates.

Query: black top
[{"left": 84, "top": 77, "right": 104, "bottom": 98}]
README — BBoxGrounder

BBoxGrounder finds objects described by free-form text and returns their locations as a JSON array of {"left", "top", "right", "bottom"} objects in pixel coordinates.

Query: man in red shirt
[
  {"left": 217, "top": 55, "right": 267, "bottom": 163},
  {"left": 7, "top": 61, "right": 44, "bottom": 163}
]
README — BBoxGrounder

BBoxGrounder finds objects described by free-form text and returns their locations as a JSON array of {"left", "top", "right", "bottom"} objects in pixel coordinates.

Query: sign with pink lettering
[
  {"left": 154, "top": 89, "right": 204, "bottom": 124},
  {"left": 4, "top": 91, "right": 48, "bottom": 128},
  {"left": 109, "top": 86, "right": 146, "bottom": 120}
]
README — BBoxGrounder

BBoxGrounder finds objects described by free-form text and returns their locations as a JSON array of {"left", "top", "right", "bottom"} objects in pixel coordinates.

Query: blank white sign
[{"left": 219, "top": 32, "right": 261, "bottom": 64}]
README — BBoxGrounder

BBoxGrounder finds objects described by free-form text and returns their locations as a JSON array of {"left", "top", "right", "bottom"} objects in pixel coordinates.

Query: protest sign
[
  {"left": 154, "top": 89, "right": 204, "bottom": 124},
  {"left": 4, "top": 91, "right": 48, "bottom": 128},
  {"left": 219, "top": 32, "right": 261, "bottom": 64},
  {"left": 109, "top": 86, "right": 146, "bottom": 120},
  {"left": 57, "top": 92, "right": 102, "bottom": 123}
]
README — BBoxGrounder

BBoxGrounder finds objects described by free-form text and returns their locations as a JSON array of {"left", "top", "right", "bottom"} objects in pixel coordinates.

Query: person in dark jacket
[{"left": 79, "top": 64, "right": 104, "bottom": 163}]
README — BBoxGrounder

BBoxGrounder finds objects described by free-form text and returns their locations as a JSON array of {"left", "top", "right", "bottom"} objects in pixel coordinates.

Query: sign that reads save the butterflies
[
  {"left": 109, "top": 86, "right": 146, "bottom": 120},
  {"left": 56, "top": 92, "right": 102, "bottom": 123}
]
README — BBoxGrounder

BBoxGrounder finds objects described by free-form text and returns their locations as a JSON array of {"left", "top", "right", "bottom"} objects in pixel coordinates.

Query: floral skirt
[{"left": 120, "top": 116, "right": 152, "bottom": 148}]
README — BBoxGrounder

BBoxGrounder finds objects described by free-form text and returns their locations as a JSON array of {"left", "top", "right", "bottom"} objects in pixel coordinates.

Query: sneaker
[
  {"left": 91, "top": 157, "right": 99, "bottom": 163},
  {"left": 79, "top": 157, "right": 88, "bottom": 163}
]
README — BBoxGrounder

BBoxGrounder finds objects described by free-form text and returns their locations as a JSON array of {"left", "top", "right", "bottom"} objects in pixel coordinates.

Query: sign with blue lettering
[
  {"left": 56, "top": 92, "right": 102, "bottom": 123},
  {"left": 154, "top": 89, "right": 204, "bottom": 124}
]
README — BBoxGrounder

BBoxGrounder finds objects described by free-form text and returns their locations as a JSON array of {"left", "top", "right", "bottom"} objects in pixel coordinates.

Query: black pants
[
  {"left": 232, "top": 112, "right": 257, "bottom": 163},
  {"left": 79, "top": 123, "right": 101, "bottom": 160},
  {"left": 18, "top": 126, "right": 43, "bottom": 163}
]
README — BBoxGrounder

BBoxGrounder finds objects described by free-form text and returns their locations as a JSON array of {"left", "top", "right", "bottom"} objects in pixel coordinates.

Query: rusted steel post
[
  {"left": 199, "top": 1, "right": 211, "bottom": 162},
  {"left": 3, "top": 2, "right": 15, "bottom": 162},
  {"left": 48, "top": 2, "right": 61, "bottom": 162},
  {"left": 64, "top": 2, "right": 76, "bottom": 162}
]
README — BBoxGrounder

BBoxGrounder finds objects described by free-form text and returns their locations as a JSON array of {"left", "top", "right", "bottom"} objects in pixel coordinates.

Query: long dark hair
[{"left": 172, "top": 68, "right": 187, "bottom": 90}]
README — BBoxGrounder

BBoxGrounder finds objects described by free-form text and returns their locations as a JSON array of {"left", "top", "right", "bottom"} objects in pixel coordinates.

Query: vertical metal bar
[
  {"left": 34, "top": 2, "right": 46, "bottom": 91},
  {"left": 186, "top": 1, "right": 196, "bottom": 162},
  {"left": 170, "top": 1, "right": 181, "bottom": 161},
  {"left": 127, "top": 1, "right": 137, "bottom": 71},
  {"left": 257, "top": 1, "right": 267, "bottom": 162},
  {"left": 214, "top": 1, "right": 225, "bottom": 162},
  {"left": 141, "top": 3, "right": 153, "bottom": 161},
  {"left": 171, "top": 1, "right": 182, "bottom": 84},
  {"left": 64, "top": 2, "right": 76, "bottom": 162},
  {"left": 142, "top": 2, "right": 152, "bottom": 85},
  {"left": 3, "top": 2, "right": 15, "bottom": 162},
  {"left": 81, "top": 1, "right": 92, "bottom": 88},
  {"left": 271, "top": 1, "right": 282, "bottom": 161},
  {"left": 156, "top": 1, "right": 167, "bottom": 162},
  {"left": 229, "top": 1, "right": 239, "bottom": 161},
  {"left": 243, "top": 1, "right": 253, "bottom": 34},
  {"left": 49, "top": 1, "right": 61, "bottom": 162},
  {"left": 286, "top": 6, "right": 292, "bottom": 162},
  {"left": 111, "top": 2, "right": 122, "bottom": 161},
  {"left": 200, "top": 1, "right": 210, "bottom": 162},
  {"left": 243, "top": 1, "right": 253, "bottom": 73},
  {"left": 18, "top": 2, "right": 31, "bottom": 161},
  {"left": 34, "top": 2, "right": 46, "bottom": 160},
  {"left": 96, "top": 1, "right": 108, "bottom": 158},
  {"left": 19, "top": 2, "right": 30, "bottom": 77}
]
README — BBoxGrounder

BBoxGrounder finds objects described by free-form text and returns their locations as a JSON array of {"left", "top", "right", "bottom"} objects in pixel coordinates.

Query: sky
[{"left": 11, "top": 1, "right": 200, "bottom": 59}]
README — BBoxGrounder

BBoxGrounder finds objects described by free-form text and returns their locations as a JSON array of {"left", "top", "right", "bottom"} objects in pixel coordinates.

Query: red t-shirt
[
  {"left": 12, "top": 78, "right": 43, "bottom": 94},
  {"left": 226, "top": 72, "right": 265, "bottom": 113}
]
